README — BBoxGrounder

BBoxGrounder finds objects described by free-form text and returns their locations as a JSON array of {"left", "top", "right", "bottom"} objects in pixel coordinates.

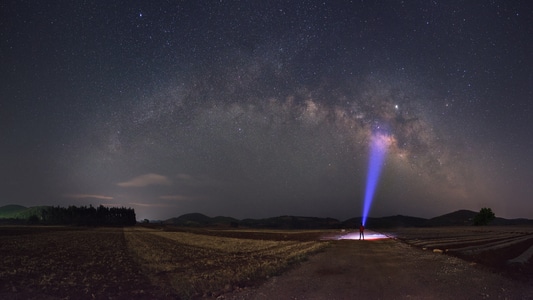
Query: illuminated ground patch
[{"left": 321, "top": 230, "right": 390, "bottom": 241}]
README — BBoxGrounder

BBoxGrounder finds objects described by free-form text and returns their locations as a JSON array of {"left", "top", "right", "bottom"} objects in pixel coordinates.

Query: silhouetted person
[{"left": 359, "top": 223, "right": 365, "bottom": 240}]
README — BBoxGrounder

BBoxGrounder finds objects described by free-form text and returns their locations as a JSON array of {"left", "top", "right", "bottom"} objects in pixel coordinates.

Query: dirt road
[{"left": 226, "top": 231, "right": 533, "bottom": 299}]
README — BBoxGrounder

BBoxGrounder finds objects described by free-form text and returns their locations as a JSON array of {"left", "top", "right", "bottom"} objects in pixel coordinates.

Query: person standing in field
[{"left": 359, "top": 223, "right": 365, "bottom": 240}]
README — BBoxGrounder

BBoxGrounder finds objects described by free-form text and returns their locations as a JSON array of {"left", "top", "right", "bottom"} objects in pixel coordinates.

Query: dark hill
[
  {"left": 0, "top": 205, "right": 50, "bottom": 220},
  {"left": 160, "top": 210, "right": 533, "bottom": 229},
  {"left": 0, "top": 205, "right": 28, "bottom": 218},
  {"left": 425, "top": 209, "right": 477, "bottom": 226},
  {"left": 491, "top": 217, "right": 533, "bottom": 226},
  {"left": 164, "top": 213, "right": 238, "bottom": 227},
  {"left": 211, "top": 216, "right": 240, "bottom": 225},
  {"left": 370, "top": 215, "right": 427, "bottom": 228},
  {"left": 240, "top": 215, "right": 341, "bottom": 229},
  {"left": 342, "top": 215, "right": 427, "bottom": 229}
]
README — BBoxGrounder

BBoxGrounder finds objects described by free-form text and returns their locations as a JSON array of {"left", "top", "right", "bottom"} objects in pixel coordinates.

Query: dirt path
[{"left": 225, "top": 233, "right": 533, "bottom": 299}]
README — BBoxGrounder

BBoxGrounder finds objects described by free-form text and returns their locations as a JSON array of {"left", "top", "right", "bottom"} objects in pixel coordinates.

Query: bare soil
[
  {"left": 0, "top": 226, "right": 171, "bottom": 299},
  {"left": 224, "top": 230, "right": 533, "bottom": 300}
]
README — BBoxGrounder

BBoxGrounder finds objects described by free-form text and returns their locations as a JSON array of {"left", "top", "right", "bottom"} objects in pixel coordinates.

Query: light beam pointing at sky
[{"left": 362, "top": 132, "right": 388, "bottom": 226}]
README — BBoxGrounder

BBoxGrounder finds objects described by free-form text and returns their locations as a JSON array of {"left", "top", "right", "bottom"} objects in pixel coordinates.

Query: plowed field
[{"left": 2, "top": 225, "right": 531, "bottom": 299}]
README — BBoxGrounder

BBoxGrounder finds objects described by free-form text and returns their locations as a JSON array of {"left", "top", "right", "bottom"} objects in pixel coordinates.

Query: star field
[{"left": 1, "top": 1, "right": 531, "bottom": 220}]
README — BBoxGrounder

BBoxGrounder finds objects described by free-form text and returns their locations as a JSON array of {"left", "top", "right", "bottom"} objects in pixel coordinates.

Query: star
[{"left": 1, "top": 0, "right": 531, "bottom": 221}]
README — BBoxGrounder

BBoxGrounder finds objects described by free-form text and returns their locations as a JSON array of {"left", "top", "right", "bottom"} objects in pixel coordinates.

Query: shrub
[{"left": 474, "top": 207, "right": 495, "bottom": 226}]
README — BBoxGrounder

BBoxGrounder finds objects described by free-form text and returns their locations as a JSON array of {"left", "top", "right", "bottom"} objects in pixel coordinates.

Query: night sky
[{"left": 1, "top": 1, "right": 532, "bottom": 221}]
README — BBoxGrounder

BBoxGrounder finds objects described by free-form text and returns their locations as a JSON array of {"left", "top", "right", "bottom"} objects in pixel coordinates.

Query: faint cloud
[
  {"left": 117, "top": 173, "right": 172, "bottom": 187},
  {"left": 175, "top": 173, "right": 225, "bottom": 187},
  {"left": 99, "top": 203, "right": 123, "bottom": 207},
  {"left": 129, "top": 202, "right": 172, "bottom": 208},
  {"left": 176, "top": 173, "right": 194, "bottom": 180},
  {"left": 63, "top": 194, "right": 114, "bottom": 200},
  {"left": 159, "top": 194, "right": 195, "bottom": 201}
]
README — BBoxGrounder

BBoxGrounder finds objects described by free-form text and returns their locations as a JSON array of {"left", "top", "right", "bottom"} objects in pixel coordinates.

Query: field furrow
[
  {"left": 386, "top": 226, "right": 533, "bottom": 277},
  {"left": 508, "top": 244, "right": 533, "bottom": 264},
  {"left": 417, "top": 234, "right": 525, "bottom": 249},
  {"left": 448, "top": 235, "right": 533, "bottom": 255}
]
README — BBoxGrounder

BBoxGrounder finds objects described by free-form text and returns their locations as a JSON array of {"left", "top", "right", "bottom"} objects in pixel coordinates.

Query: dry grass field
[{"left": 123, "top": 226, "right": 328, "bottom": 298}]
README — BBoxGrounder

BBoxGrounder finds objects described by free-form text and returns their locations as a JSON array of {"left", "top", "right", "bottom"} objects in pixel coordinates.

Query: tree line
[{"left": 34, "top": 205, "right": 136, "bottom": 226}]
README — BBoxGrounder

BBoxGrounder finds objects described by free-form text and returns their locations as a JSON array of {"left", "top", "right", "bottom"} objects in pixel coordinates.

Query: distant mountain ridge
[
  {"left": 2, "top": 205, "right": 533, "bottom": 228},
  {"left": 162, "top": 209, "right": 533, "bottom": 229},
  {"left": 164, "top": 213, "right": 239, "bottom": 227}
]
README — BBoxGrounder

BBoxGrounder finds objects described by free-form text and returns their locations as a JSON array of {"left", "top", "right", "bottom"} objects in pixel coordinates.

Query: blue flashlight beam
[{"left": 362, "top": 134, "right": 387, "bottom": 226}]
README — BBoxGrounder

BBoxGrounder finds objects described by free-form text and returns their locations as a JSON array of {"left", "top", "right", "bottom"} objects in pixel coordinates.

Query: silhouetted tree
[
  {"left": 41, "top": 205, "right": 136, "bottom": 226},
  {"left": 474, "top": 207, "right": 495, "bottom": 226},
  {"left": 28, "top": 214, "right": 40, "bottom": 224}
]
